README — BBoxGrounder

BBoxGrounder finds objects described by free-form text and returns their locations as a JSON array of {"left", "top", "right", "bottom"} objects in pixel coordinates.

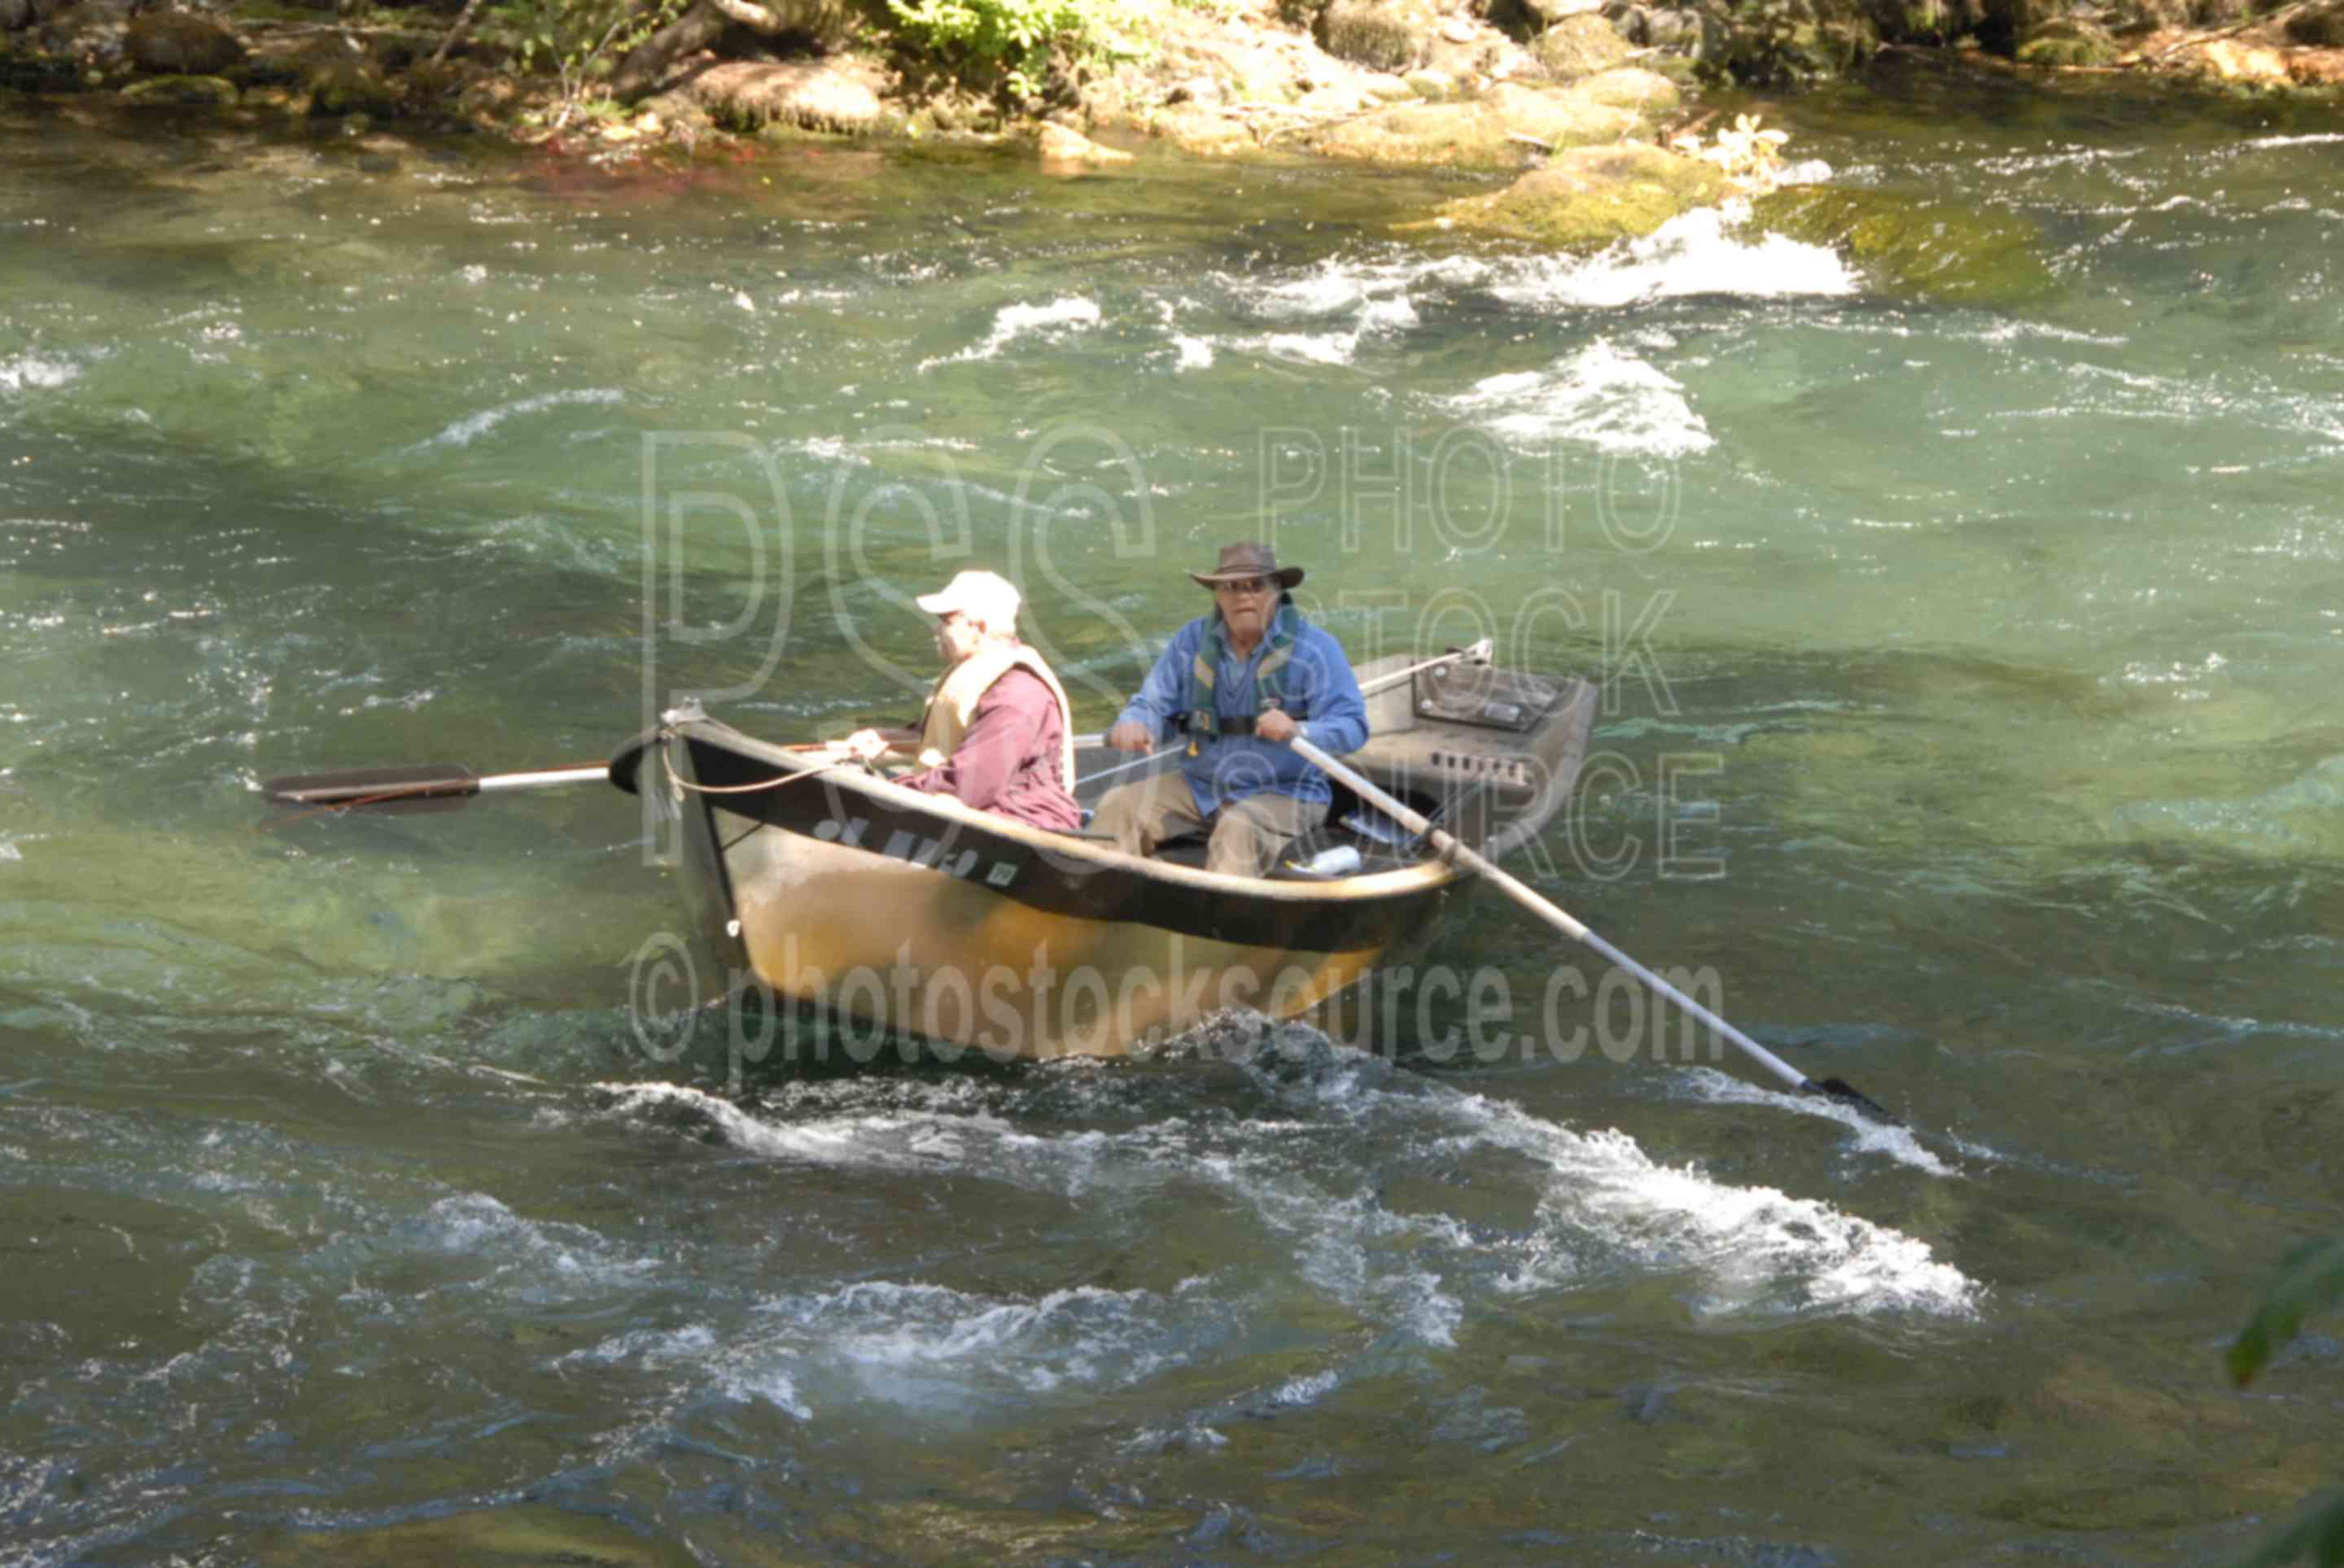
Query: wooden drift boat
[{"left": 609, "top": 653, "right": 1598, "bottom": 1062}]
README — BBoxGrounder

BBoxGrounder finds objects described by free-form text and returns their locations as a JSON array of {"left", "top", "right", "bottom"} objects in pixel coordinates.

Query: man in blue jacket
[{"left": 1092, "top": 542, "right": 1369, "bottom": 877}]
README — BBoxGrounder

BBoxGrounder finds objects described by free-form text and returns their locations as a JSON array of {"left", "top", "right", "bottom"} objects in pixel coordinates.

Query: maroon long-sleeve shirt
[{"left": 898, "top": 668, "right": 1082, "bottom": 833}]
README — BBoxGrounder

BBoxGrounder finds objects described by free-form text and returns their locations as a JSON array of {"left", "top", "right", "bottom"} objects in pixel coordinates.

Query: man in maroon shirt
[{"left": 839, "top": 570, "right": 1083, "bottom": 834}]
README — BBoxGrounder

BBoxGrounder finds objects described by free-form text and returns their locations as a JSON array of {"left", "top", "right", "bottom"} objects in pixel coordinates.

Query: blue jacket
[{"left": 1115, "top": 603, "right": 1369, "bottom": 814}]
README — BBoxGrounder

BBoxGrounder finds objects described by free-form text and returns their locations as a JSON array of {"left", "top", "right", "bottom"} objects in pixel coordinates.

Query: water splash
[
  {"left": 1485, "top": 203, "right": 1856, "bottom": 310},
  {"left": 919, "top": 295, "right": 1102, "bottom": 371},
  {"left": 1441, "top": 339, "right": 1713, "bottom": 457}
]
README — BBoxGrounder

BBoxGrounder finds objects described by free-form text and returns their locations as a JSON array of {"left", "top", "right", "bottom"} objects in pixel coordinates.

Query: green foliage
[
  {"left": 2232, "top": 1496, "right": 2344, "bottom": 1568},
  {"left": 2230, "top": 1235, "right": 2344, "bottom": 1567},
  {"left": 2232, "top": 1235, "right": 2344, "bottom": 1387},
  {"left": 885, "top": 0, "right": 1144, "bottom": 99},
  {"left": 483, "top": 0, "right": 689, "bottom": 118}
]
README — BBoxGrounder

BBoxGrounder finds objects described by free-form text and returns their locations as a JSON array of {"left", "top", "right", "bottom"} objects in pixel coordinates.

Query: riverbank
[{"left": 6, "top": 0, "right": 2340, "bottom": 176}]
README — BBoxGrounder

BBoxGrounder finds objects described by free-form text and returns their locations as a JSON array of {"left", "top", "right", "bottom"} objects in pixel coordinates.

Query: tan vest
[{"left": 916, "top": 642, "right": 1077, "bottom": 792}]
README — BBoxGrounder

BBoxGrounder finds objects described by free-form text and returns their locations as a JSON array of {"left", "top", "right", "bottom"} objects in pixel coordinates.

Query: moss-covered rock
[
  {"left": 1317, "top": 0, "right": 1441, "bottom": 71},
  {"left": 1574, "top": 63, "right": 1681, "bottom": 108},
  {"left": 2015, "top": 16, "right": 2119, "bottom": 66},
  {"left": 1426, "top": 142, "right": 1729, "bottom": 247},
  {"left": 1311, "top": 78, "right": 1656, "bottom": 167},
  {"left": 119, "top": 69, "right": 238, "bottom": 103},
  {"left": 1532, "top": 13, "right": 1632, "bottom": 78},
  {"left": 1748, "top": 186, "right": 2055, "bottom": 304}
]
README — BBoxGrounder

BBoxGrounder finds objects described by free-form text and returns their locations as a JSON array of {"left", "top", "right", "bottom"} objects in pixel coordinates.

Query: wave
[
  {"left": 919, "top": 295, "right": 1102, "bottom": 371},
  {"left": 1440, "top": 338, "right": 1713, "bottom": 457},
  {"left": 1485, "top": 203, "right": 1856, "bottom": 309},
  {"left": 416, "top": 388, "right": 624, "bottom": 450}
]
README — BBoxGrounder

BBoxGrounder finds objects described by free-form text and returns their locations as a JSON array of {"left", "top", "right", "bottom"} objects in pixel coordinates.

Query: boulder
[
  {"left": 126, "top": 9, "right": 243, "bottom": 75},
  {"left": 1428, "top": 142, "right": 1728, "bottom": 248},
  {"left": 684, "top": 57, "right": 887, "bottom": 133},
  {"left": 1312, "top": 79, "right": 1653, "bottom": 167},
  {"left": 2014, "top": 16, "right": 2117, "bottom": 65},
  {"left": 1574, "top": 63, "right": 1678, "bottom": 107},
  {"left": 2189, "top": 35, "right": 2290, "bottom": 80},
  {"left": 1034, "top": 121, "right": 1135, "bottom": 163},
  {"left": 1748, "top": 186, "right": 2054, "bottom": 305},
  {"left": 2285, "top": 0, "right": 2344, "bottom": 46},
  {"left": 1148, "top": 102, "right": 1256, "bottom": 156},
  {"left": 304, "top": 53, "right": 401, "bottom": 116},
  {"left": 1318, "top": 0, "right": 1442, "bottom": 70},
  {"left": 1533, "top": 13, "right": 1632, "bottom": 77},
  {"left": 1522, "top": 0, "right": 1607, "bottom": 23}
]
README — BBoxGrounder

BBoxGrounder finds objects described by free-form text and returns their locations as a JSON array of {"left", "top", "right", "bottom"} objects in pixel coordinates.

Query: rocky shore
[{"left": 4, "top": 0, "right": 2339, "bottom": 282}]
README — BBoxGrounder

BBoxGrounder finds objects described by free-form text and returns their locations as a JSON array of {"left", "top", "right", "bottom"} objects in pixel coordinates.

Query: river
[{"left": 2, "top": 64, "right": 2341, "bottom": 1563}]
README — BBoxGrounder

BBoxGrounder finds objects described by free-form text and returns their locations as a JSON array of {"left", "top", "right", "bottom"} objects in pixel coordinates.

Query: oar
[
  {"left": 1289, "top": 734, "right": 1896, "bottom": 1124},
  {"left": 264, "top": 762, "right": 612, "bottom": 813}
]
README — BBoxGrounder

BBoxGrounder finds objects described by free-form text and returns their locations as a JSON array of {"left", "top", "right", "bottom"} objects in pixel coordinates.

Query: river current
[{"left": 2, "top": 65, "right": 2341, "bottom": 1564}]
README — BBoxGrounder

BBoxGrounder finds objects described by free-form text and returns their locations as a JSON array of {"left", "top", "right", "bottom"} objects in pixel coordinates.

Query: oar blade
[
  {"left": 1809, "top": 1076, "right": 1899, "bottom": 1125},
  {"left": 264, "top": 764, "right": 481, "bottom": 814}
]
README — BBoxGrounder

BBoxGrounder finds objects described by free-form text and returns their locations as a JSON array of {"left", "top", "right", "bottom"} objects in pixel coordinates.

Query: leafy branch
[{"left": 2230, "top": 1234, "right": 2344, "bottom": 1567}]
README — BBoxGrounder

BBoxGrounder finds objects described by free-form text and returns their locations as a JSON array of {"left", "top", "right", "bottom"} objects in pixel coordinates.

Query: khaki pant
[{"left": 1090, "top": 770, "right": 1325, "bottom": 878}]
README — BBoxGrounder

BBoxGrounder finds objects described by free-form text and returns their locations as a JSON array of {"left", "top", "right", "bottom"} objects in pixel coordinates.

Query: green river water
[{"left": 2, "top": 61, "right": 2342, "bottom": 1564}]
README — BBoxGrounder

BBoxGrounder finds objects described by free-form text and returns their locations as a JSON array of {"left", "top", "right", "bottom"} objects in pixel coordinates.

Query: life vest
[
  {"left": 916, "top": 641, "right": 1077, "bottom": 792},
  {"left": 1183, "top": 602, "right": 1298, "bottom": 755}
]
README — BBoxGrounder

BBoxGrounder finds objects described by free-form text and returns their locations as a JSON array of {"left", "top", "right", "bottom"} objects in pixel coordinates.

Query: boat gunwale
[{"left": 665, "top": 717, "right": 1469, "bottom": 908}]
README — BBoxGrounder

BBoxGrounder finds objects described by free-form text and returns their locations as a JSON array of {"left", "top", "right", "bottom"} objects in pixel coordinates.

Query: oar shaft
[
  {"left": 1290, "top": 736, "right": 1815, "bottom": 1096},
  {"left": 265, "top": 762, "right": 609, "bottom": 809},
  {"left": 478, "top": 767, "right": 613, "bottom": 793}
]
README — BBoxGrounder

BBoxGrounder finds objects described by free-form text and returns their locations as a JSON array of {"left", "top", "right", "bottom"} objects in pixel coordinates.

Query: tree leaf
[
  {"left": 2231, "top": 1234, "right": 2344, "bottom": 1387},
  {"left": 2234, "top": 1492, "right": 2344, "bottom": 1568}
]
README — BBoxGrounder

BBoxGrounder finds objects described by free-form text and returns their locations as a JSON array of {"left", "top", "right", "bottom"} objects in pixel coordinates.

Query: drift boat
[{"left": 606, "top": 649, "right": 1597, "bottom": 1063}]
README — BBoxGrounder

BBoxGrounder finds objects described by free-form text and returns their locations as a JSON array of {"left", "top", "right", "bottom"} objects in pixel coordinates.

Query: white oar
[{"left": 1289, "top": 734, "right": 1896, "bottom": 1123}]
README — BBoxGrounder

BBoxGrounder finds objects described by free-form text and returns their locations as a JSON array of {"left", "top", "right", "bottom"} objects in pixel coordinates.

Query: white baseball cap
[{"left": 914, "top": 569, "right": 1021, "bottom": 630}]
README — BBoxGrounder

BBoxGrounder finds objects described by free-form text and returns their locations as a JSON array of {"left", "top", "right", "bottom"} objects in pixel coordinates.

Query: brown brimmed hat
[{"left": 1187, "top": 541, "right": 1304, "bottom": 591}]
